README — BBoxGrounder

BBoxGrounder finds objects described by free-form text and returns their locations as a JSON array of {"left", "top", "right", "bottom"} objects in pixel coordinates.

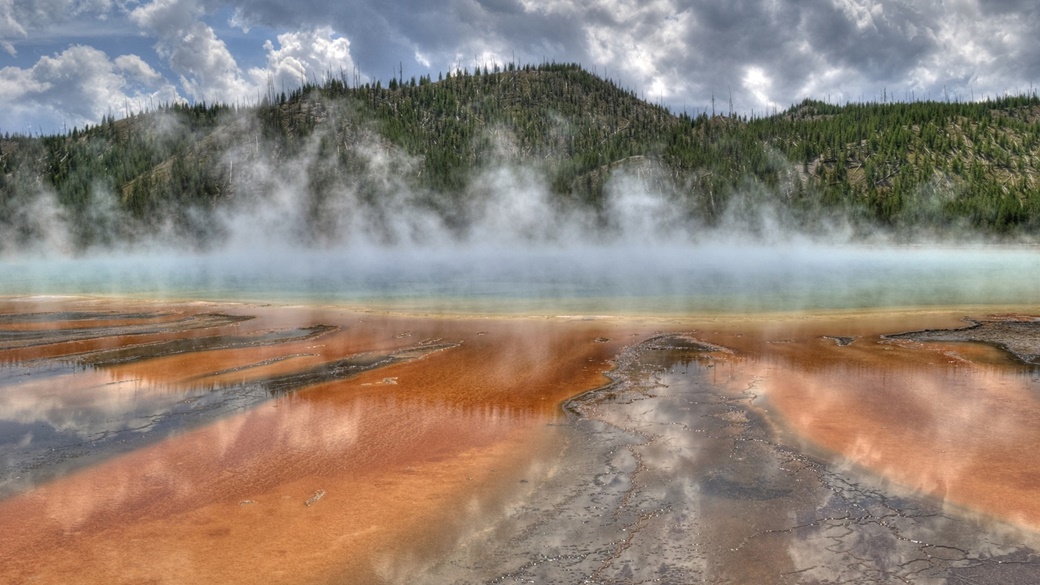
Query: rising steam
[{"left": 2, "top": 105, "right": 1038, "bottom": 313}]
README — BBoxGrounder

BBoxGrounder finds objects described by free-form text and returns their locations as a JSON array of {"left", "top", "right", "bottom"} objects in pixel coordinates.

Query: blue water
[{"left": 2, "top": 243, "right": 1039, "bottom": 314}]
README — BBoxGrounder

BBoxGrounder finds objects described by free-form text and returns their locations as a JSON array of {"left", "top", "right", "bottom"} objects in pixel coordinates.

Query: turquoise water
[{"left": 2, "top": 243, "right": 1039, "bottom": 314}]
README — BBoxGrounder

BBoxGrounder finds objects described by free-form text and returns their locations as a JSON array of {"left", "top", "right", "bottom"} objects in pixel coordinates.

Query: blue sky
[{"left": 2, "top": 0, "right": 1039, "bottom": 134}]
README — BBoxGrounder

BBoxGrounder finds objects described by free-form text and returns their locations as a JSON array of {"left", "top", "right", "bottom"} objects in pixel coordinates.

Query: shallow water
[
  {"left": 429, "top": 333, "right": 1040, "bottom": 583},
  {"left": 0, "top": 299, "right": 638, "bottom": 583},
  {"left": 5, "top": 243, "right": 1040, "bottom": 313},
  {"left": 4, "top": 243, "right": 1040, "bottom": 583}
]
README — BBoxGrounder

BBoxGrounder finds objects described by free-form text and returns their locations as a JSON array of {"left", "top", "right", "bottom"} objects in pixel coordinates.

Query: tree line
[{"left": 2, "top": 63, "right": 1040, "bottom": 251}]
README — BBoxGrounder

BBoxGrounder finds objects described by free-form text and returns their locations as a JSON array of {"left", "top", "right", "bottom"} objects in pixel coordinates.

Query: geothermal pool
[
  {"left": 5, "top": 243, "right": 1040, "bottom": 312},
  {"left": 3, "top": 245, "right": 1040, "bottom": 584}
]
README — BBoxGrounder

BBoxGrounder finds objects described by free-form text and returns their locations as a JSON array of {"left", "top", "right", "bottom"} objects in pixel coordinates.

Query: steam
[{"left": 2, "top": 105, "right": 1039, "bottom": 314}]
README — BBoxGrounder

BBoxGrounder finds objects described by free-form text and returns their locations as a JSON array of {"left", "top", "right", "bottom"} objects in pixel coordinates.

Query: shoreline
[{"left": 9, "top": 291, "right": 1040, "bottom": 322}]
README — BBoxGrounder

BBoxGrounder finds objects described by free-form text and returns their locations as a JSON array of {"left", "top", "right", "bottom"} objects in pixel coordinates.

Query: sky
[{"left": 1, "top": 0, "right": 1039, "bottom": 135}]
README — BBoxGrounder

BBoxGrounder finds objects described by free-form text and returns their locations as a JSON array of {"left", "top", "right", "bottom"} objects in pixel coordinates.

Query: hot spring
[{"left": 3, "top": 242, "right": 1040, "bottom": 584}]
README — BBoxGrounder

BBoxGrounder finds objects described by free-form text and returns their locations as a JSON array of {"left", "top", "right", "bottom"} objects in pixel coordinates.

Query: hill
[{"left": 2, "top": 63, "right": 1040, "bottom": 252}]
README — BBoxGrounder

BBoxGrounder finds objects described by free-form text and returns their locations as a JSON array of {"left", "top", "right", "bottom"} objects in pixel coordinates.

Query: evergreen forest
[{"left": 3, "top": 63, "right": 1040, "bottom": 252}]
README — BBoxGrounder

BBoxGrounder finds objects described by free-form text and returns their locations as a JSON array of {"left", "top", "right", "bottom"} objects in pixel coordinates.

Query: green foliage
[
  {"left": 749, "top": 96, "right": 1040, "bottom": 234},
  {"left": 3, "top": 63, "right": 1040, "bottom": 252}
]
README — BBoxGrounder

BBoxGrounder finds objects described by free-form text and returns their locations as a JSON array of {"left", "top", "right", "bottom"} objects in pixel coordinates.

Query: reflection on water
[
  {"left": 0, "top": 365, "right": 268, "bottom": 497},
  {"left": 0, "top": 307, "right": 438, "bottom": 497},
  {"left": 0, "top": 386, "right": 550, "bottom": 584},
  {"left": 764, "top": 333, "right": 1040, "bottom": 530},
  {"left": 429, "top": 332, "right": 1040, "bottom": 583},
  {"left": 5, "top": 295, "right": 1040, "bottom": 583},
  {"left": 0, "top": 299, "right": 626, "bottom": 584}
]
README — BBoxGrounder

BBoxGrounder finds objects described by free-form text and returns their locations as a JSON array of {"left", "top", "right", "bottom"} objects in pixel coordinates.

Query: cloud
[
  {"left": 0, "top": 44, "right": 180, "bottom": 132},
  {"left": 7, "top": 0, "right": 1040, "bottom": 131},
  {"left": 128, "top": 0, "right": 202, "bottom": 33},
  {"left": 115, "top": 54, "right": 166, "bottom": 86},
  {"left": 0, "top": 0, "right": 117, "bottom": 55},
  {"left": 221, "top": 0, "right": 1039, "bottom": 111},
  {"left": 0, "top": 0, "right": 26, "bottom": 55},
  {"left": 582, "top": 0, "right": 693, "bottom": 102},
  {"left": 129, "top": 0, "right": 361, "bottom": 106},
  {"left": 1, "top": 0, "right": 363, "bottom": 131},
  {"left": 920, "top": 1, "right": 1040, "bottom": 98},
  {"left": 250, "top": 27, "right": 357, "bottom": 92},
  {"left": 743, "top": 66, "right": 779, "bottom": 111},
  {"left": 130, "top": 0, "right": 254, "bottom": 104}
]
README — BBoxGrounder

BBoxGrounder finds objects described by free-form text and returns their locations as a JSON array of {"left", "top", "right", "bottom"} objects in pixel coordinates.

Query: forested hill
[{"left": 2, "top": 62, "right": 1040, "bottom": 252}]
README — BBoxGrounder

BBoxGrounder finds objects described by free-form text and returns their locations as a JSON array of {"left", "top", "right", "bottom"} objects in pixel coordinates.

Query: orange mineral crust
[
  {"left": 0, "top": 299, "right": 650, "bottom": 585},
  {"left": 6, "top": 300, "right": 1040, "bottom": 583},
  {"left": 725, "top": 310, "right": 1040, "bottom": 531}
]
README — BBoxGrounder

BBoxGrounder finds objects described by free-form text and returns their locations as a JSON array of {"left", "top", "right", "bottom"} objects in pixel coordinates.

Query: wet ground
[
  {"left": 4, "top": 299, "right": 1040, "bottom": 584},
  {"left": 0, "top": 306, "right": 453, "bottom": 497},
  {"left": 886, "top": 314, "right": 1040, "bottom": 364},
  {"left": 0, "top": 297, "right": 641, "bottom": 584},
  {"left": 428, "top": 332, "right": 1040, "bottom": 584}
]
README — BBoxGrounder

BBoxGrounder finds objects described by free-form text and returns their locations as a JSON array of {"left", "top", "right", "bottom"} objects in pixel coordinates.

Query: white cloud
[
  {"left": 170, "top": 22, "right": 252, "bottom": 103},
  {"left": 131, "top": 0, "right": 360, "bottom": 107},
  {"left": 517, "top": 0, "right": 568, "bottom": 15},
  {"left": 744, "top": 66, "right": 779, "bottom": 111},
  {"left": 0, "top": 44, "right": 180, "bottom": 132},
  {"left": 130, "top": 0, "right": 254, "bottom": 104},
  {"left": 115, "top": 54, "right": 164, "bottom": 85},
  {"left": 583, "top": 0, "right": 692, "bottom": 102},
  {"left": 128, "top": 0, "right": 202, "bottom": 36},
  {"left": 228, "top": 7, "right": 252, "bottom": 33},
  {"left": 918, "top": 2, "right": 1035, "bottom": 98},
  {"left": 0, "top": 63, "right": 47, "bottom": 101},
  {"left": 414, "top": 50, "right": 431, "bottom": 68},
  {"left": 251, "top": 27, "right": 356, "bottom": 92},
  {"left": 796, "top": 65, "right": 854, "bottom": 104},
  {"left": 0, "top": 0, "right": 120, "bottom": 56},
  {"left": 5, "top": 0, "right": 1040, "bottom": 132},
  {"left": 3, "top": 0, "right": 365, "bottom": 130},
  {"left": 0, "top": 0, "right": 26, "bottom": 55}
]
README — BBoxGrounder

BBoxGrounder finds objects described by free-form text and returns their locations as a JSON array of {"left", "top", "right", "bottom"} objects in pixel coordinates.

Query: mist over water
[
  {"left": 5, "top": 122, "right": 1040, "bottom": 585},
  {"left": 3, "top": 117, "right": 1038, "bottom": 314},
  {"left": 3, "top": 242, "right": 1039, "bottom": 314}
]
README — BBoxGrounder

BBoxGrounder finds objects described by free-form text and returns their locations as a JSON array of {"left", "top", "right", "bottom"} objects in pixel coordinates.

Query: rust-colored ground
[
  {"left": 692, "top": 310, "right": 1040, "bottom": 531},
  {"left": 4, "top": 300, "right": 1040, "bottom": 583},
  {"left": 0, "top": 298, "right": 652, "bottom": 584}
]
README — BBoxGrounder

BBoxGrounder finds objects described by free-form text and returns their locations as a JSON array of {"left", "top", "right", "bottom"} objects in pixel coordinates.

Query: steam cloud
[{"left": 2, "top": 107, "right": 1038, "bottom": 314}]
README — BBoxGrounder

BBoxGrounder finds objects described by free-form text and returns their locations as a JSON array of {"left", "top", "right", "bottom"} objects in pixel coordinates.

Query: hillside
[{"left": 2, "top": 63, "right": 1040, "bottom": 252}]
